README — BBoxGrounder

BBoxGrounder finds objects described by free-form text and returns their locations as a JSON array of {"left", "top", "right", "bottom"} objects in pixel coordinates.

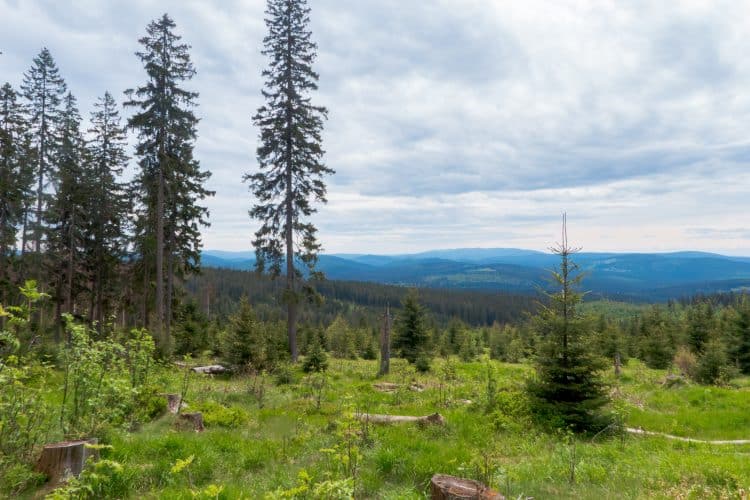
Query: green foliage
[
  {"left": 192, "top": 401, "right": 250, "bottom": 428},
  {"left": 0, "top": 282, "right": 54, "bottom": 464},
  {"left": 638, "top": 307, "right": 677, "bottom": 369},
  {"left": 174, "top": 300, "right": 211, "bottom": 356},
  {"left": 393, "top": 290, "right": 430, "bottom": 365},
  {"left": 302, "top": 336, "right": 328, "bottom": 373},
  {"left": 526, "top": 229, "right": 609, "bottom": 433},
  {"left": 694, "top": 339, "right": 736, "bottom": 385},
  {"left": 326, "top": 315, "right": 357, "bottom": 359},
  {"left": 47, "top": 458, "right": 129, "bottom": 499},
  {"left": 414, "top": 353, "right": 431, "bottom": 373},
  {"left": 221, "top": 297, "right": 282, "bottom": 371}
]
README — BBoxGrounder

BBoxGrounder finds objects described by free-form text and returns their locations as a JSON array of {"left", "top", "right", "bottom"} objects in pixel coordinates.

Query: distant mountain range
[{"left": 201, "top": 248, "right": 750, "bottom": 301}]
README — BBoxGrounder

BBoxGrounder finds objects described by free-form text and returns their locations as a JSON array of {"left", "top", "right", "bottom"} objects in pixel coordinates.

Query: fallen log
[
  {"left": 373, "top": 382, "right": 400, "bottom": 392},
  {"left": 354, "top": 412, "right": 445, "bottom": 425},
  {"left": 192, "top": 364, "right": 229, "bottom": 375},
  {"left": 35, "top": 438, "right": 99, "bottom": 485},
  {"left": 626, "top": 427, "right": 750, "bottom": 445},
  {"left": 178, "top": 412, "right": 205, "bottom": 432},
  {"left": 430, "top": 474, "right": 504, "bottom": 500}
]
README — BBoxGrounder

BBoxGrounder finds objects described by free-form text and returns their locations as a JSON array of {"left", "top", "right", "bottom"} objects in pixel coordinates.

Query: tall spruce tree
[
  {"left": 20, "top": 48, "right": 67, "bottom": 258},
  {"left": 0, "top": 83, "right": 33, "bottom": 301},
  {"left": 526, "top": 215, "right": 609, "bottom": 433},
  {"left": 246, "top": 0, "right": 333, "bottom": 362},
  {"left": 46, "top": 92, "right": 89, "bottom": 335},
  {"left": 85, "top": 92, "right": 129, "bottom": 329},
  {"left": 126, "top": 14, "right": 211, "bottom": 351}
]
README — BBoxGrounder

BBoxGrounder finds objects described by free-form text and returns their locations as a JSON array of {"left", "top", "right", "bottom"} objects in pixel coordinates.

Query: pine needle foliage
[
  {"left": 526, "top": 215, "right": 609, "bottom": 433},
  {"left": 246, "top": 0, "right": 334, "bottom": 362}
]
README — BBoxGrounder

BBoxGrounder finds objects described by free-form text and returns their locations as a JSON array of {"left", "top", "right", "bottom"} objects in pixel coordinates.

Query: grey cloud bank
[{"left": 1, "top": 0, "right": 749, "bottom": 255}]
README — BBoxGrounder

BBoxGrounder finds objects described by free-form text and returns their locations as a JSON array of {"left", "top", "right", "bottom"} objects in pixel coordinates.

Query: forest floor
[{"left": 24, "top": 357, "right": 750, "bottom": 499}]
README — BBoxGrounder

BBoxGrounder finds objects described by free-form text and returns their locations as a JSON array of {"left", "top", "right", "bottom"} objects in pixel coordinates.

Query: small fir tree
[
  {"left": 526, "top": 215, "right": 609, "bottom": 433},
  {"left": 393, "top": 290, "right": 430, "bottom": 364}
]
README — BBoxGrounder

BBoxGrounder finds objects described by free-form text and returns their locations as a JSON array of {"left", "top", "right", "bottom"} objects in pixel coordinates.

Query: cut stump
[
  {"left": 35, "top": 438, "right": 99, "bottom": 485},
  {"left": 430, "top": 474, "right": 504, "bottom": 500},
  {"left": 354, "top": 412, "right": 445, "bottom": 425},
  {"left": 164, "top": 393, "right": 187, "bottom": 414},
  {"left": 192, "top": 365, "right": 229, "bottom": 375},
  {"left": 179, "top": 412, "right": 205, "bottom": 432}
]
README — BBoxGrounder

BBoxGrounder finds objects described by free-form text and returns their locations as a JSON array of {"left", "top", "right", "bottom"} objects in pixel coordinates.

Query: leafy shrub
[
  {"left": 47, "top": 459, "right": 129, "bottom": 499},
  {"left": 274, "top": 364, "right": 296, "bottom": 385},
  {"left": 673, "top": 346, "right": 697, "bottom": 378},
  {"left": 0, "top": 460, "right": 45, "bottom": 496},
  {"left": 193, "top": 400, "right": 250, "bottom": 428}
]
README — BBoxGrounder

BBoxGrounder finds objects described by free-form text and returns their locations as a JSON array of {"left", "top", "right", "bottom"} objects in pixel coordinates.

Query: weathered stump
[
  {"left": 179, "top": 412, "right": 205, "bottom": 432},
  {"left": 192, "top": 364, "right": 229, "bottom": 375},
  {"left": 164, "top": 393, "right": 187, "bottom": 414},
  {"left": 430, "top": 474, "right": 504, "bottom": 500},
  {"left": 35, "top": 438, "right": 99, "bottom": 485}
]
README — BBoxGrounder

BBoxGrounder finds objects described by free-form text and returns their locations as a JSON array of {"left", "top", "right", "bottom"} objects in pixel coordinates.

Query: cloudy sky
[{"left": 2, "top": 0, "right": 750, "bottom": 255}]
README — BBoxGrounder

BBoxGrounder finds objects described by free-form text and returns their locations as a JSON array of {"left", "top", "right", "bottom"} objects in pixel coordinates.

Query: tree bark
[
  {"left": 35, "top": 438, "right": 99, "bottom": 486},
  {"left": 155, "top": 167, "right": 165, "bottom": 350},
  {"left": 354, "top": 412, "right": 445, "bottom": 425},
  {"left": 379, "top": 304, "right": 391, "bottom": 376},
  {"left": 178, "top": 412, "right": 204, "bottom": 432},
  {"left": 430, "top": 474, "right": 504, "bottom": 500}
]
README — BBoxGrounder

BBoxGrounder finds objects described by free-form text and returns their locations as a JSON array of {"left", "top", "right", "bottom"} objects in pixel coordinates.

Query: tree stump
[
  {"left": 179, "top": 412, "right": 205, "bottom": 432},
  {"left": 35, "top": 439, "right": 99, "bottom": 485},
  {"left": 164, "top": 393, "right": 187, "bottom": 414},
  {"left": 430, "top": 474, "right": 504, "bottom": 500}
]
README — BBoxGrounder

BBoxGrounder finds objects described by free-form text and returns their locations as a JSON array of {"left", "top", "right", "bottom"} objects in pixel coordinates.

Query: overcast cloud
[{"left": 2, "top": 0, "right": 749, "bottom": 255}]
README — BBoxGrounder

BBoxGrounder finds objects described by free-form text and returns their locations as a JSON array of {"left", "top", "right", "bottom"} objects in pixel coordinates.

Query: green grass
[{"left": 21, "top": 357, "right": 750, "bottom": 498}]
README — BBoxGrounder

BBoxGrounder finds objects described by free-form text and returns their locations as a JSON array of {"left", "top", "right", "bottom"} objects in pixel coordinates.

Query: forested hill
[
  {"left": 184, "top": 267, "right": 539, "bottom": 327},
  {"left": 202, "top": 248, "right": 750, "bottom": 301}
]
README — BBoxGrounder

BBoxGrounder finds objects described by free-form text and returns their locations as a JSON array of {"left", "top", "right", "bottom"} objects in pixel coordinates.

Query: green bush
[
  {"left": 193, "top": 401, "right": 250, "bottom": 428},
  {"left": 303, "top": 338, "right": 328, "bottom": 373}
]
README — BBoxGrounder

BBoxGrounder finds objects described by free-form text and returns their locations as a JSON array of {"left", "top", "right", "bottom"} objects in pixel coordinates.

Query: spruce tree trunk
[
  {"left": 166, "top": 235, "right": 174, "bottom": 343},
  {"left": 286, "top": 198, "right": 297, "bottom": 362},
  {"left": 155, "top": 168, "right": 165, "bottom": 351},
  {"left": 379, "top": 305, "right": 391, "bottom": 376}
]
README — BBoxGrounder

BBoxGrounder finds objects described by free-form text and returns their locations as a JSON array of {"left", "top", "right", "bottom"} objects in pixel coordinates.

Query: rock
[
  {"left": 430, "top": 474, "right": 504, "bottom": 500},
  {"left": 35, "top": 438, "right": 99, "bottom": 485}
]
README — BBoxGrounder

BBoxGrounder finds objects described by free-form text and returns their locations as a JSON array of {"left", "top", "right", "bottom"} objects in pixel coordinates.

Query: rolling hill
[{"left": 201, "top": 248, "right": 750, "bottom": 301}]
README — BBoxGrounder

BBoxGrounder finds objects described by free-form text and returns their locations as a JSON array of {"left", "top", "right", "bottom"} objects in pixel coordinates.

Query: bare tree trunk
[
  {"left": 379, "top": 304, "right": 391, "bottom": 376},
  {"left": 155, "top": 169, "right": 165, "bottom": 351},
  {"left": 166, "top": 232, "right": 174, "bottom": 344},
  {"left": 285, "top": 159, "right": 297, "bottom": 362}
]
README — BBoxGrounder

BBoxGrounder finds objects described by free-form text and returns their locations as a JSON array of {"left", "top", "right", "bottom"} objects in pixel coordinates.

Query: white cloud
[{"left": 1, "top": 0, "right": 749, "bottom": 254}]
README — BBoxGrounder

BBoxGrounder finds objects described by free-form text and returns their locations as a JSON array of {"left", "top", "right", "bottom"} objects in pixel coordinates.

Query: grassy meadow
[{"left": 18, "top": 356, "right": 750, "bottom": 499}]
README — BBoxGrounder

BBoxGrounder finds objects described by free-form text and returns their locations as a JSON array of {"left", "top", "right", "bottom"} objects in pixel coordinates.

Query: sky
[{"left": 1, "top": 0, "right": 750, "bottom": 256}]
